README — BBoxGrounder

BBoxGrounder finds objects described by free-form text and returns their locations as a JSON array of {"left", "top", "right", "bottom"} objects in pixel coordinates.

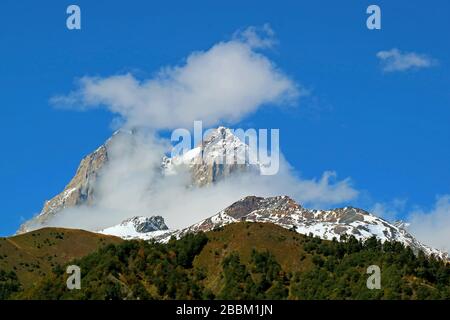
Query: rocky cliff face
[{"left": 17, "top": 143, "right": 109, "bottom": 234}]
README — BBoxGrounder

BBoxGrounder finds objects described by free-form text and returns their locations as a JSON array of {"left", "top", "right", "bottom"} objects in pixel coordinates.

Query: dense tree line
[
  {"left": 218, "top": 249, "right": 288, "bottom": 299},
  {"left": 0, "top": 269, "right": 21, "bottom": 300},
  {"left": 290, "top": 234, "right": 450, "bottom": 299}
]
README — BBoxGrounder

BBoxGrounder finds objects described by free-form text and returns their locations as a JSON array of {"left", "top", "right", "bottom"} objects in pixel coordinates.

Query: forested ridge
[{"left": 2, "top": 222, "right": 449, "bottom": 300}]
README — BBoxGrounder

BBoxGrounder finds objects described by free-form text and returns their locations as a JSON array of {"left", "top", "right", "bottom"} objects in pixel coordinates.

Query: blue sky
[{"left": 1, "top": 0, "right": 449, "bottom": 236}]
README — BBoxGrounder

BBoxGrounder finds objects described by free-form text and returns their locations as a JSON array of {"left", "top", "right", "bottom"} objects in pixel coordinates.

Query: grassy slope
[
  {"left": 194, "top": 222, "right": 314, "bottom": 293},
  {"left": 4, "top": 222, "right": 449, "bottom": 299},
  {"left": 18, "top": 222, "right": 312, "bottom": 299},
  {"left": 0, "top": 228, "right": 122, "bottom": 288}
]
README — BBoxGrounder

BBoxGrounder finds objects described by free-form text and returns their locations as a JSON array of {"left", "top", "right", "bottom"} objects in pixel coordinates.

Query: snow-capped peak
[
  {"left": 99, "top": 216, "right": 170, "bottom": 240},
  {"left": 154, "top": 196, "right": 449, "bottom": 261},
  {"left": 163, "top": 127, "right": 261, "bottom": 185}
]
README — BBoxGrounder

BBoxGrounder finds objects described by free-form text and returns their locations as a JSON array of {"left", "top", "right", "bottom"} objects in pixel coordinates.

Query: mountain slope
[
  {"left": 148, "top": 196, "right": 447, "bottom": 261},
  {"left": 16, "top": 134, "right": 114, "bottom": 234},
  {"left": 0, "top": 228, "right": 122, "bottom": 289},
  {"left": 16, "top": 222, "right": 450, "bottom": 300}
]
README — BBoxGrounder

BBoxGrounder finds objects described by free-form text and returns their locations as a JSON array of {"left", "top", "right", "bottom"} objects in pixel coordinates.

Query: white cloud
[
  {"left": 284, "top": 170, "right": 358, "bottom": 207},
  {"left": 376, "top": 48, "right": 436, "bottom": 72},
  {"left": 371, "top": 198, "right": 407, "bottom": 221},
  {"left": 232, "top": 24, "right": 277, "bottom": 49},
  {"left": 51, "top": 25, "right": 300, "bottom": 130},
  {"left": 370, "top": 195, "right": 450, "bottom": 254},
  {"left": 407, "top": 195, "right": 450, "bottom": 254}
]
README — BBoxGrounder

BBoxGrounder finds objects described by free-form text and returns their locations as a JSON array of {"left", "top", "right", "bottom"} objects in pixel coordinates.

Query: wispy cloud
[
  {"left": 371, "top": 195, "right": 450, "bottom": 254},
  {"left": 408, "top": 195, "right": 450, "bottom": 254},
  {"left": 376, "top": 48, "right": 437, "bottom": 72},
  {"left": 371, "top": 198, "right": 407, "bottom": 221},
  {"left": 232, "top": 24, "right": 277, "bottom": 49},
  {"left": 51, "top": 25, "right": 300, "bottom": 130}
]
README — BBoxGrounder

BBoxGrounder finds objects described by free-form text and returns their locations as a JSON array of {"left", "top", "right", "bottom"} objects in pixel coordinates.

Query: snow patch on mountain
[
  {"left": 150, "top": 196, "right": 448, "bottom": 261},
  {"left": 99, "top": 216, "right": 170, "bottom": 240},
  {"left": 162, "top": 127, "right": 261, "bottom": 186}
]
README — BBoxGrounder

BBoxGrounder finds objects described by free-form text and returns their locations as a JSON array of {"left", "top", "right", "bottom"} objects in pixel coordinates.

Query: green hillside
[
  {"left": 0, "top": 227, "right": 122, "bottom": 298},
  {"left": 7, "top": 222, "right": 449, "bottom": 300}
]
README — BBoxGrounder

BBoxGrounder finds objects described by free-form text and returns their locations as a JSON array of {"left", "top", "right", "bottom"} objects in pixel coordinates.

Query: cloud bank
[
  {"left": 408, "top": 195, "right": 450, "bottom": 254},
  {"left": 376, "top": 48, "right": 436, "bottom": 72},
  {"left": 46, "top": 131, "right": 358, "bottom": 231}
]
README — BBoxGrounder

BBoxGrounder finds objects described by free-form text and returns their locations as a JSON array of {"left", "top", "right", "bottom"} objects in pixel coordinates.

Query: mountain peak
[
  {"left": 17, "top": 138, "right": 109, "bottom": 234},
  {"left": 201, "top": 126, "right": 244, "bottom": 148},
  {"left": 164, "top": 126, "right": 261, "bottom": 186},
  {"left": 156, "top": 195, "right": 448, "bottom": 261},
  {"left": 222, "top": 195, "right": 301, "bottom": 220},
  {"left": 120, "top": 216, "right": 168, "bottom": 233},
  {"left": 99, "top": 215, "right": 169, "bottom": 240}
]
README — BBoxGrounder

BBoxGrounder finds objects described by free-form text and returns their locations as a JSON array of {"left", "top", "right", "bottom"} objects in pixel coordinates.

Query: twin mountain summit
[{"left": 17, "top": 127, "right": 448, "bottom": 261}]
